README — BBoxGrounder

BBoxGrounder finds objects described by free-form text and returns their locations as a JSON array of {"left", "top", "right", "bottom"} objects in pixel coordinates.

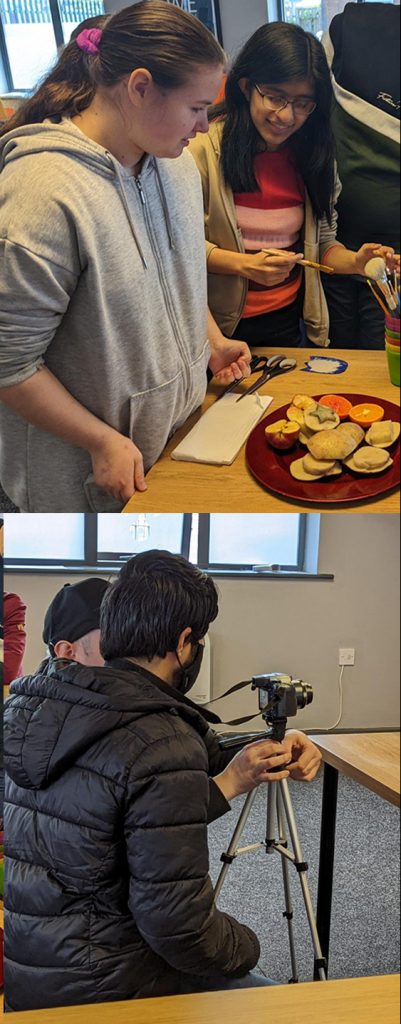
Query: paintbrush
[
  {"left": 364, "top": 256, "right": 398, "bottom": 312},
  {"left": 366, "top": 277, "right": 390, "bottom": 316},
  {"left": 386, "top": 273, "right": 401, "bottom": 313},
  {"left": 261, "top": 250, "right": 335, "bottom": 274}
]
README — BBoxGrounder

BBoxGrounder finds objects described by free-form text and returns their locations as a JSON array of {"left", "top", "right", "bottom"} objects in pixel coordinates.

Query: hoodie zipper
[{"left": 135, "top": 176, "right": 146, "bottom": 206}]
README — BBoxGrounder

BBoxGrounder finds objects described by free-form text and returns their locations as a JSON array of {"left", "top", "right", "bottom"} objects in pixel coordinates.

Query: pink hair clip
[{"left": 76, "top": 28, "right": 103, "bottom": 56}]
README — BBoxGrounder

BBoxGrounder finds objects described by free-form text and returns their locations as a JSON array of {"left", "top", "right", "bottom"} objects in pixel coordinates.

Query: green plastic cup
[{"left": 386, "top": 344, "right": 400, "bottom": 387}]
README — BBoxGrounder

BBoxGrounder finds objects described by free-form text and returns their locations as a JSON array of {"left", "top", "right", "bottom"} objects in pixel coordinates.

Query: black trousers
[
  {"left": 323, "top": 274, "right": 385, "bottom": 350},
  {"left": 231, "top": 297, "right": 303, "bottom": 348}
]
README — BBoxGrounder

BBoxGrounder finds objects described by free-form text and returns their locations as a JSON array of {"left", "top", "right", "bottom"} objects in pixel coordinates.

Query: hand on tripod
[
  {"left": 281, "top": 731, "right": 322, "bottom": 783},
  {"left": 213, "top": 737, "right": 293, "bottom": 803}
]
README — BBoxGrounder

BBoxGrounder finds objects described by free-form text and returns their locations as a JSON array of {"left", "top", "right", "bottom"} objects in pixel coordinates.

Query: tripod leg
[
  {"left": 265, "top": 780, "right": 277, "bottom": 853},
  {"left": 214, "top": 788, "right": 259, "bottom": 900},
  {"left": 276, "top": 791, "right": 298, "bottom": 983},
  {"left": 279, "top": 780, "right": 327, "bottom": 981}
]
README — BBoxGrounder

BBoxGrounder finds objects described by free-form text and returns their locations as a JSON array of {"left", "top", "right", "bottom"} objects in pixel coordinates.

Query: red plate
[{"left": 245, "top": 394, "right": 400, "bottom": 505}]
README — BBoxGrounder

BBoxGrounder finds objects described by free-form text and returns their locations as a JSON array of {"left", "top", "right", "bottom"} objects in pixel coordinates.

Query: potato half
[
  {"left": 343, "top": 446, "right": 393, "bottom": 474},
  {"left": 290, "top": 457, "right": 342, "bottom": 481}
]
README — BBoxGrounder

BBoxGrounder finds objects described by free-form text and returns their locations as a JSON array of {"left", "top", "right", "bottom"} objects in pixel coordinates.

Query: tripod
[{"left": 214, "top": 777, "right": 327, "bottom": 983}]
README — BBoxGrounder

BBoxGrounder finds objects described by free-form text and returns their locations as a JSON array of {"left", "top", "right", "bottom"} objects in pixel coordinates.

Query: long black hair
[
  {"left": 0, "top": 0, "right": 224, "bottom": 137},
  {"left": 211, "top": 22, "right": 335, "bottom": 222}
]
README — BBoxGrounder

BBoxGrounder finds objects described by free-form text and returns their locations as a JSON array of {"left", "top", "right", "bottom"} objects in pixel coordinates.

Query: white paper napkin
[{"left": 171, "top": 392, "right": 273, "bottom": 465}]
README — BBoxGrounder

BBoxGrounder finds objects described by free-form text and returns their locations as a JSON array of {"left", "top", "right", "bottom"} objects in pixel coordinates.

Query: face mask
[{"left": 175, "top": 642, "right": 204, "bottom": 695}]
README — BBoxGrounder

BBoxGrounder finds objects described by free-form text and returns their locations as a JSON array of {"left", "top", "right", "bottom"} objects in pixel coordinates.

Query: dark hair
[
  {"left": 100, "top": 550, "right": 219, "bottom": 661},
  {"left": 0, "top": 0, "right": 224, "bottom": 136},
  {"left": 69, "top": 15, "right": 107, "bottom": 41},
  {"left": 210, "top": 22, "right": 335, "bottom": 222}
]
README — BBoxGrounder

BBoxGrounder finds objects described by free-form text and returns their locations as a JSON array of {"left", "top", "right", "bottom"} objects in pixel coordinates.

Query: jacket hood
[
  {"left": 4, "top": 658, "right": 210, "bottom": 791},
  {"left": 0, "top": 119, "right": 120, "bottom": 177},
  {"left": 0, "top": 119, "right": 174, "bottom": 260}
]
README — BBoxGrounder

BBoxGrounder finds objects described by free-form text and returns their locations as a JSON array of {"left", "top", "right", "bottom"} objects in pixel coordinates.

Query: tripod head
[{"left": 252, "top": 672, "right": 313, "bottom": 742}]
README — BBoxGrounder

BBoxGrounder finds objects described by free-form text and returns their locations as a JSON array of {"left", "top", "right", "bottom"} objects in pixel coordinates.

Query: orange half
[
  {"left": 349, "top": 403, "right": 385, "bottom": 427},
  {"left": 319, "top": 395, "right": 353, "bottom": 420}
]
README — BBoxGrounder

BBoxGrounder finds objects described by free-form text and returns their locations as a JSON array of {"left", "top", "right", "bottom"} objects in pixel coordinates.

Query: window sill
[{"left": 4, "top": 564, "right": 334, "bottom": 580}]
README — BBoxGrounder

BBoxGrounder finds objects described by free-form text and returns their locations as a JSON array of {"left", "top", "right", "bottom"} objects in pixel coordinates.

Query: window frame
[
  {"left": 196, "top": 513, "right": 308, "bottom": 573},
  {"left": 2, "top": 513, "right": 329, "bottom": 580},
  {"left": 0, "top": 13, "right": 12, "bottom": 92},
  {"left": 95, "top": 514, "right": 193, "bottom": 566},
  {"left": 0, "top": 0, "right": 104, "bottom": 92}
]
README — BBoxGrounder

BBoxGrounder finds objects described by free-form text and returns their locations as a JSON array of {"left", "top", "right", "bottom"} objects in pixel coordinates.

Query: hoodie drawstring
[{"left": 154, "top": 162, "right": 175, "bottom": 252}]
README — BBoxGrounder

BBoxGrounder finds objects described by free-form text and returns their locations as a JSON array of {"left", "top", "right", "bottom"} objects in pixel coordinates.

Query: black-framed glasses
[{"left": 253, "top": 83, "right": 317, "bottom": 117}]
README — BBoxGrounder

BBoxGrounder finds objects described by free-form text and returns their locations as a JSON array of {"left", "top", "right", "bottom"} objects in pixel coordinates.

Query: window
[
  {"left": 278, "top": 0, "right": 399, "bottom": 41},
  {"left": 0, "top": 0, "right": 105, "bottom": 91},
  {"left": 96, "top": 514, "right": 190, "bottom": 564},
  {"left": 199, "top": 514, "right": 305, "bottom": 570},
  {"left": 4, "top": 513, "right": 86, "bottom": 565},
  {"left": 58, "top": 0, "right": 104, "bottom": 48},
  {"left": 3, "top": 514, "right": 320, "bottom": 576}
]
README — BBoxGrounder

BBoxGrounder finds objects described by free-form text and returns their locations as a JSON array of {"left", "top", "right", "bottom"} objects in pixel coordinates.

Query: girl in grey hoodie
[{"left": 0, "top": 1, "right": 251, "bottom": 512}]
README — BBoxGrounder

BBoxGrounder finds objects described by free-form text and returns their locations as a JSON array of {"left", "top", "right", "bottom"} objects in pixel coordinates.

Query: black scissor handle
[{"left": 249, "top": 355, "right": 269, "bottom": 373}]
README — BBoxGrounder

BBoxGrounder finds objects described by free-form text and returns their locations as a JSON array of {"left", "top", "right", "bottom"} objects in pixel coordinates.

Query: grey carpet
[{"left": 208, "top": 772, "right": 400, "bottom": 983}]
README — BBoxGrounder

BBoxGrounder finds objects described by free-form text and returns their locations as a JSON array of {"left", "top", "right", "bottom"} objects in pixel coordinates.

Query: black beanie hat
[{"left": 43, "top": 578, "right": 110, "bottom": 649}]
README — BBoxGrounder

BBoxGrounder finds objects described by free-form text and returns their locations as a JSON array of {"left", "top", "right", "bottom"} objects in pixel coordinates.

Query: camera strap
[{"left": 201, "top": 678, "right": 262, "bottom": 727}]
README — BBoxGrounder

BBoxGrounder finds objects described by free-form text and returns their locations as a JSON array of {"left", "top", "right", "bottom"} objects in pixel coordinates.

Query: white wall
[
  {"left": 103, "top": 0, "right": 269, "bottom": 56},
  {"left": 4, "top": 514, "right": 400, "bottom": 733}
]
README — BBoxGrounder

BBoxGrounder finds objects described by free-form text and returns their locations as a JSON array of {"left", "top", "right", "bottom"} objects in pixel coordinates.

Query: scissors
[
  {"left": 219, "top": 353, "right": 285, "bottom": 400},
  {"left": 236, "top": 357, "right": 297, "bottom": 401}
]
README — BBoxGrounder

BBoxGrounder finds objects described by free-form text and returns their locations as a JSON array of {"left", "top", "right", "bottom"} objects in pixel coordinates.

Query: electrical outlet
[{"left": 339, "top": 648, "right": 355, "bottom": 666}]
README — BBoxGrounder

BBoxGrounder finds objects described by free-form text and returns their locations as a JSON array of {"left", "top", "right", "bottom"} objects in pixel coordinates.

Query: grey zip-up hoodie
[{"left": 0, "top": 120, "right": 210, "bottom": 511}]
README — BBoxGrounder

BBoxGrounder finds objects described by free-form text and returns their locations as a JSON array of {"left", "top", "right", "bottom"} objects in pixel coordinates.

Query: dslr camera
[
  {"left": 252, "top": 672, "right": 313, "bottom": 741},
  {"left": 218, "top": 672, "right": 314, "bottom": 751}
]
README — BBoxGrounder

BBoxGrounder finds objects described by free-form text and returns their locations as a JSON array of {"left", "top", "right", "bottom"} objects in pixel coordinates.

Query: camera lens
[{"left": 294, "top": 681, "right": 313, "bottom": 709}]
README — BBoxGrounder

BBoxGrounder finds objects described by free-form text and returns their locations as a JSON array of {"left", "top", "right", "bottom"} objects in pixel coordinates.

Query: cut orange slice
[
  {"left": 319, "top": 394, "right": 353, "bottom": 420},
  {"left": 349, "top": 403, "right": 385, "bottom": 427}
]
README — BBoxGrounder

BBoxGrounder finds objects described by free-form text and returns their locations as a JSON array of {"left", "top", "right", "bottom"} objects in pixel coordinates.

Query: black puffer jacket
[{"left": 4, "top": 658, "right": 260, "bottom": 1011}]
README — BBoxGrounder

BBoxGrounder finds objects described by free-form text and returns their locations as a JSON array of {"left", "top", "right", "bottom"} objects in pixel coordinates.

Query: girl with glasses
[{"left": 189, "top": 22, "right": 398, "bottom": 348}]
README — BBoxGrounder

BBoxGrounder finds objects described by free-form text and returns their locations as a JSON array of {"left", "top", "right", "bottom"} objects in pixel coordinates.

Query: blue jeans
[{"left": 177, "top": 970, "right": 276, "bottom": 993}]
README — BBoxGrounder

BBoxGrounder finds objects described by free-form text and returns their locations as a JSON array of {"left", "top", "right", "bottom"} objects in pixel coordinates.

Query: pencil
[{"left": 261, "top": 250, "right": 334, "bottom": 274}]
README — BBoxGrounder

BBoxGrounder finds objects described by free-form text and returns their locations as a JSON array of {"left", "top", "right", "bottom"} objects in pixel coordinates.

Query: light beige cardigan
[{"left": 189, "top": 122, "right": 344, "bottom": 347}]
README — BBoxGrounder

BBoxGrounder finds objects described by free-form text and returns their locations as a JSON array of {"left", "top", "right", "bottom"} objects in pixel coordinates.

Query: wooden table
[
  {"left": 124, "top": 349, "right": 400, "bottom": 513},
  {"left": 4, "top": 976, "right": 400, "bottom": 1024},
  {"left": 311, "top": 732, "right": 400, "bottom": 974}
]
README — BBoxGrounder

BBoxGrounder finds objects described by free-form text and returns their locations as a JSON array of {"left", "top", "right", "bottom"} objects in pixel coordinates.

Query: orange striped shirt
[{"left": 234, "top": 148, "right": 305, "bottom": 317}]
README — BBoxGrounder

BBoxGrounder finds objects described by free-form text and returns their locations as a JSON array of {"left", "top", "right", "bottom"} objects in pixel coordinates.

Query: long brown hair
[{"left": 0, "top": 0, "right": 224, "bottom": 137}]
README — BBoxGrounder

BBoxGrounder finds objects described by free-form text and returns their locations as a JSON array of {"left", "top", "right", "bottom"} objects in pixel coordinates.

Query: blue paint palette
[{"left": 302, "top": 356, "right": 349, "bottom": 375}]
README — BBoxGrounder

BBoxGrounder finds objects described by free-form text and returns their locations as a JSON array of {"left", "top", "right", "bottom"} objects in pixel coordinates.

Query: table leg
[{"left": 314, "top": 763, "right": 339, "bottom": 979}]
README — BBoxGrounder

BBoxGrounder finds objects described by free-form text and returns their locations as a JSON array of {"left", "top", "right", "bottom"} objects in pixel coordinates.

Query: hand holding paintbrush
[
  {"left": 261, "top": 248, "right": 334, "bottom": 274},
  {"left": 364, "top": 256, "right": 400, "bottom": 315}
]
